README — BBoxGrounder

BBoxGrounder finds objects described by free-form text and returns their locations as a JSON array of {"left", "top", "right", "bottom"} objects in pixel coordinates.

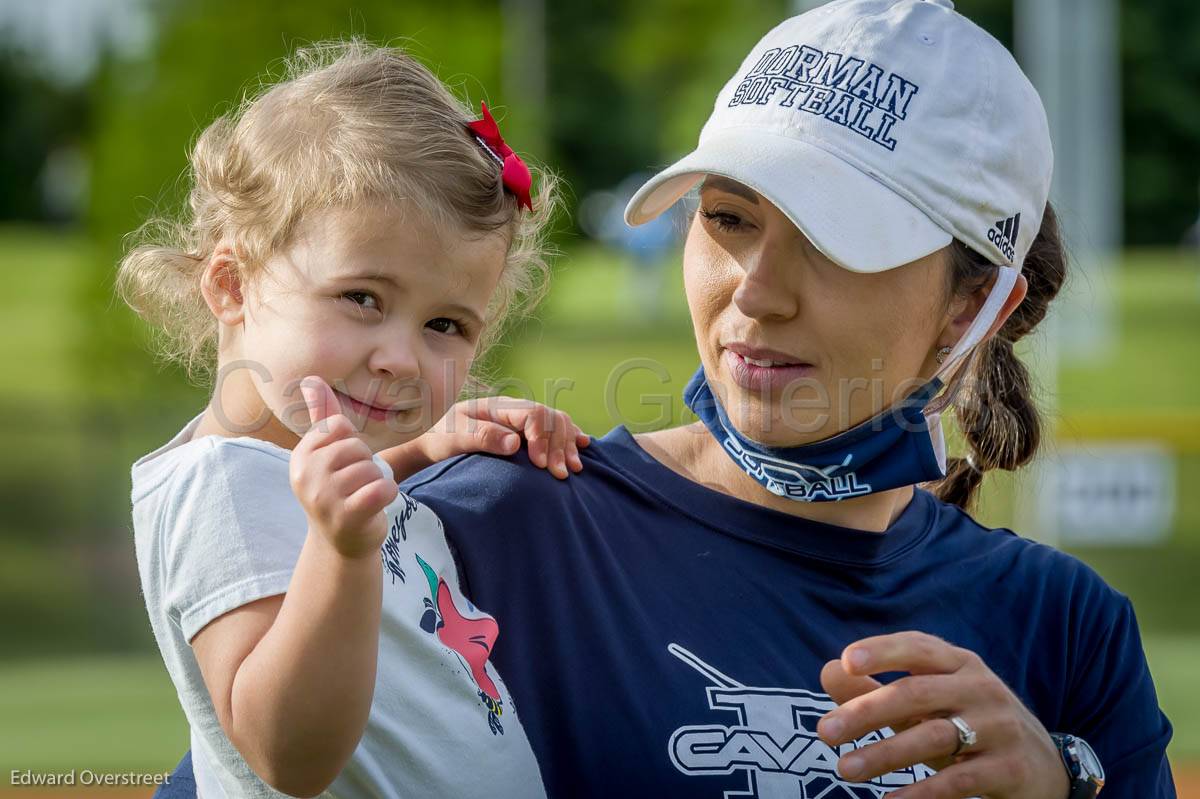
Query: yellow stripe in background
[{"left": 1056, "top": 412, "right": 1200, "bottom": 453}]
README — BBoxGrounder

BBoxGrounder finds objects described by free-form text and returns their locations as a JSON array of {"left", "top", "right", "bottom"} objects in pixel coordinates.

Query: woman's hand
[
  {"left": 816, "top": 631, "right": 1069, "bottom": 799},
  {"left": 379, "top": 396, "right": 590, "bottom": 483}
]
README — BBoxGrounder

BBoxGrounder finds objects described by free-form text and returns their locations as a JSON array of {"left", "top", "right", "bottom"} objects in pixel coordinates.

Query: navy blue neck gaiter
[{"left": 683, "top": 367, "right": 947, "bottom": 502}]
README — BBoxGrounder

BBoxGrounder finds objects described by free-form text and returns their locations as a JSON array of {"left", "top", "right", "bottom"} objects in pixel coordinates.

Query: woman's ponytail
[{"left": 933, "top": 202, "right": 1068, "bottom": 510}]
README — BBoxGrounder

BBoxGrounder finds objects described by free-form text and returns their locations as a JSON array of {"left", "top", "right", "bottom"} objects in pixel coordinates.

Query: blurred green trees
[
  {"left": 1121, "top": 0, "right": 1200, "bottom": 244},
  {"left": 0, "top": 1, "right": 1197, "bottom": 247}
]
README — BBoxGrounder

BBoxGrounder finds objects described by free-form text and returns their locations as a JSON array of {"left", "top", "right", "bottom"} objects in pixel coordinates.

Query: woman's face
[{"left": 684, "top": 176, "right": 954, "bottom": 448}]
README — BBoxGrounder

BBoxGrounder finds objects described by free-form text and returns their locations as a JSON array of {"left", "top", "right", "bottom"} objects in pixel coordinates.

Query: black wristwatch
[{"left": 1050, "top": 733, "right": 1105, "bottom": 798}]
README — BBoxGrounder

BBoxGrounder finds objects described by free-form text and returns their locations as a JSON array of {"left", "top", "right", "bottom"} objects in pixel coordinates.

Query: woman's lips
[{"left": 722, "top": 348, "right": 816, "bottom": 393}]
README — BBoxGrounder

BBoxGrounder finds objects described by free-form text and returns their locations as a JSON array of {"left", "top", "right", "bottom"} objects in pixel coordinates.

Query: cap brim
[{"left": 624, "top": 129, "right": 951, "bottom": 273}]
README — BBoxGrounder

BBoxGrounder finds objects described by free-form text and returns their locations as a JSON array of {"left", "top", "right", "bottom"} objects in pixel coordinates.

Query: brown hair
[
  {"left": 930, "top": 202, "right": 1068, "bottom": 510},
  {"left": 116, "top": 38, "right": 558, "bottom": 389}
]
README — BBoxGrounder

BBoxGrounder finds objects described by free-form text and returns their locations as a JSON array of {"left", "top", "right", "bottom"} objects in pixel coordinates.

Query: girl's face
[
  {"left": 684, "top": 177, "right": 955, "bottom": 448},
  {"left": 213, "top": 202, "right": 508, "bottom": 453}
]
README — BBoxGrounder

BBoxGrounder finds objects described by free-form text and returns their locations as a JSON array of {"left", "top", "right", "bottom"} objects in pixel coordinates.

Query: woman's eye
[
  {"left": 699, "top": 207, "right": 747, "bottom": 232},
  {"left": 342, "top": 290, "right": 380, "bottom": 310},
  {"left": 426, "top": 317, "right": 462, "bottom": 336}
]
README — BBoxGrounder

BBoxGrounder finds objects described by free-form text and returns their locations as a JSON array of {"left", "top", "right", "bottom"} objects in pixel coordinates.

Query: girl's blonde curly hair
[{"left": 117, "top": 38, "right": 558, "bottom": 391}]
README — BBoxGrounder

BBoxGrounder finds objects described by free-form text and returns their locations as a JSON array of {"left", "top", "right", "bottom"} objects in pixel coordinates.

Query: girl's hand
[
  {"left": 816, "top": 631, "right": 1069, "bottom": 799},
  {"left": 290, "top": 375, "right": 399, "bottom": 559},
  {"left": 379, "top": 397, "right": 590, "bottom": 483}
]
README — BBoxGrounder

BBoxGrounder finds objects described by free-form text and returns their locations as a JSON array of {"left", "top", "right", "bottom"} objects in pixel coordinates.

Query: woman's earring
[{"left": 935, "top": 346, "right": 953, "bottom": 365}]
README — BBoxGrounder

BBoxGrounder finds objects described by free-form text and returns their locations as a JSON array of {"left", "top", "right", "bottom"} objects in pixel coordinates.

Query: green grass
[
  {"left": 0, "top": 655, "right": 188, "bottom": 776},
  {"left": 1146, "top": 634, "right": 1200, "bottom": 761},
  {"left": 1058, "top": 251, "right": 1200, "bottom": 413},
  {"left": 0, "top": 225, "right": 91, "bottom": 408},
  {"left": 0, "top": 226, "right": 95, "bottom": 494},
  {"left": 488, "top": 246, "right": 699, "bottom": 433}
]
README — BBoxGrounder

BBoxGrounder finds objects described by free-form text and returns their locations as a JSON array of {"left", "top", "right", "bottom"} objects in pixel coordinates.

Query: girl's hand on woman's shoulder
[
  {"left": 815, "top": 631, "right": 1070, "bottom": 799},
  {"left": 380, "top": 396, "right": 590, "bottom": 483}
]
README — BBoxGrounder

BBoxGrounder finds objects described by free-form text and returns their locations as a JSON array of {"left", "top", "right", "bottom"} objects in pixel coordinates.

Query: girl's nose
[{"left": 367, "top": 333, "right": 421, "bottom": 381}]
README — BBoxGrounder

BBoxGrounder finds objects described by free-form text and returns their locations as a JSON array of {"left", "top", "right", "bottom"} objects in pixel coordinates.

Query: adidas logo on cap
[{"left": 987, "top": 213, "right": 1021, "bottom": 263}]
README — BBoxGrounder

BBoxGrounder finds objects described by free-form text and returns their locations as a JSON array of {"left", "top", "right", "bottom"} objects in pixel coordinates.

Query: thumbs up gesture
[{"left": 289, "top": 375, "right": 399, "bottom": 559}]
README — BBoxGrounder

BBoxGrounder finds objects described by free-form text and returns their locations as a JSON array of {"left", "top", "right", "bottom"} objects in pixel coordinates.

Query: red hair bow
[{"left": 467, "top": 102, "right": 533, "bottom": 212}]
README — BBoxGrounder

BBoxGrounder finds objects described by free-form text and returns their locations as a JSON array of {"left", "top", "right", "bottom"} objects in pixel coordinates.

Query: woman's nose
[{"left": 732, "top": 246, "right": 800, "bottom": 321}]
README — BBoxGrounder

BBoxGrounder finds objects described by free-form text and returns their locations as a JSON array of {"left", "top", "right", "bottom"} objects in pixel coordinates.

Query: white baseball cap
[{"left": 624, "top": 0, "right": 1053, "bottom": 275}]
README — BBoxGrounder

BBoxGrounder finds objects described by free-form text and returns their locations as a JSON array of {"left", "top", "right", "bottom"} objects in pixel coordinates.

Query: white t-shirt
[{"left": 131, "top": 411, "right": 546, "bottom": 799}]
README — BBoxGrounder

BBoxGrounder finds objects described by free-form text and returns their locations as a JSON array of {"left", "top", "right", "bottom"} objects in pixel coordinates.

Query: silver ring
[{"left": 948, "top": 716, "right": 978, "bottom": 756}]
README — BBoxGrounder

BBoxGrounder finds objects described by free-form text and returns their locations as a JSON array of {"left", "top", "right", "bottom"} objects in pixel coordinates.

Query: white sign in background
[{"left": 1039, "top": 442, "right": 1177, "bottom": 546}]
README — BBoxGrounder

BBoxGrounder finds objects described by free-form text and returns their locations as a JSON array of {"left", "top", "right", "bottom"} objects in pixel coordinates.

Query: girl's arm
[
  {"left": 379, "top": 395, "right": 591, "bottom": 483},
  {"left": 187, "top": 379, "right": 592, "bottom": 797},
  {"left": 191, "top": 376, "right": 396, "bottom": 798}
]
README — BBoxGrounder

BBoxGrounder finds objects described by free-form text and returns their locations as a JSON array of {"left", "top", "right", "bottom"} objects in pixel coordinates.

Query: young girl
[{"left": 122, "top": 40, "right": 584, "bottom": 798}]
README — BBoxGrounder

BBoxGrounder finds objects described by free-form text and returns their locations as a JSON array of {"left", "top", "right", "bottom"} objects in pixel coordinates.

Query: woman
[
  {"left": 157, "top": 1, "right": 1173, "bottom": 797},
  {"left": 404, "top": 3, "right": 1172, "bottom": 797}
]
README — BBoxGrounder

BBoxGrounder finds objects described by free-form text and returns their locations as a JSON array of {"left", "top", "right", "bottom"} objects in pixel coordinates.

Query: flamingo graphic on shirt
[{"left": 415, "top": 553, "right": 506, "bottom": 735}]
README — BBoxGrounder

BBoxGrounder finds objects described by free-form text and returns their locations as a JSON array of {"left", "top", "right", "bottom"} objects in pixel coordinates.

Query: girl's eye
[
  {"left": 426, "top": 317, "right": 463, "bottom": 336},
  {"left": 699, "top": 207, "right": 748, "bottom": 233},
  {"left": 342, "top": 290, "right": 380, "bottom": 311}
]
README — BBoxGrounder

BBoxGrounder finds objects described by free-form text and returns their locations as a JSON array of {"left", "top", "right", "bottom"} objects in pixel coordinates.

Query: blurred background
[{"left": 0, "top": 0, "right": 1197, "bottom": 794}]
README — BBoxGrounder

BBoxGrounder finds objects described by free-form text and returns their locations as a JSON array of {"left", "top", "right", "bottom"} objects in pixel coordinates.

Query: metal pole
[
  {"left": 1015, "top": 0, "right": 1122, "bottom": 546},
  {"left": 1016, "top": 0, "right": 1121, "bottom": 362}
]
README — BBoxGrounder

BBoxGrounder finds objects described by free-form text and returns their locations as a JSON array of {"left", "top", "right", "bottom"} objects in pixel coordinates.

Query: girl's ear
[
  {"left": 200, "top": 244, "right": 246, "bottom": 325},
  {"left": 935, "top": 270, "right": 1028, "bottom": 350}
]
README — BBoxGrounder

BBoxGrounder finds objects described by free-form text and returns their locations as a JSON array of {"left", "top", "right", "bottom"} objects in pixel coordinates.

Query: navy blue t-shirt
[{"left": 403, "top": 425, "right": 1176, "bottom": 799}]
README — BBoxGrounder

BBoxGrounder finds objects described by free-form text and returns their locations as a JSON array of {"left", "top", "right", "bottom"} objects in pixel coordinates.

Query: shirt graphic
[
  {"left": 669, "top": 644, "right": 935, "bottom": 798},
  {"left": 416, "top": 553, "right": 506, "bottom": 735}
]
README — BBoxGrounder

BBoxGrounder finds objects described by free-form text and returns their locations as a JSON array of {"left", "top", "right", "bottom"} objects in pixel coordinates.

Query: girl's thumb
[{"left": 300, "top": 376, "right": 338, "bottom": 426}]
